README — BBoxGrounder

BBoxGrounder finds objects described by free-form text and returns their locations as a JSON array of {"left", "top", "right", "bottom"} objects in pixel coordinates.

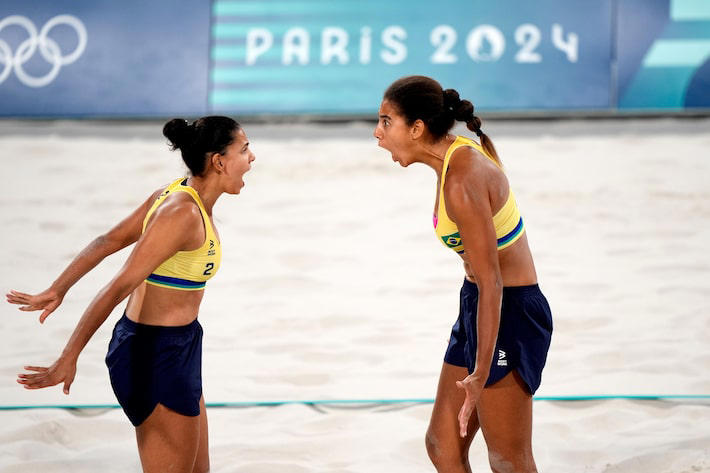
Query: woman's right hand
[
  {"left": 6, "top": 288, "right": 64, "bottom": 323},
  {"left": 17, "top": 357, "right": 77, "bottom": 395}
]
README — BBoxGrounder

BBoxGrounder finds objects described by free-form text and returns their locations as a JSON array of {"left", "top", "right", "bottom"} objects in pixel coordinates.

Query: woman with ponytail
[
  {"left": 375, "top": 76, "right": 551, "bottom": 472},
  {"left": 7, "top": 116, "right": 255, "bottom": 472}
]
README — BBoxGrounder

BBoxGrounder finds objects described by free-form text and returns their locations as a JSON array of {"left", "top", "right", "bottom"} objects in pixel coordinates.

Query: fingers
[
  {"left": 17, "top": 366, "right": 56, "bottom": 389},
  {"left": 18, "top": 305, "right": 41, "bottom": 312},
  {"left": 458, "top": 401, "right": 474, "bottom": 437},
  {"left": 7, "top": 290, "right": 36, "bottom": 303},
  {"left": 39, "top": 309, "right": 53, "bottom": 324},
  {"left": 7, "top": 291, "right": 59, "bottom": 322},
  {"left": 456, "top": 381, "right": 471, "bottom": 437},
  {"left": 455, "top": 377, "right": 480, "bottom": 437},
  {"left": 17, "top": 362, "right": 76, "bottom": 393},
  {"left": 18, "top": 377, "right": 53, "bottom": 389},
  {"left": 63, "top": 377, "right": 74, "bottom": 395},
  {"left": 6, "top": 292, "right": 31, "bottom": 305},
  {"left": 18, "top": 373, "right": 44, "bottom": 383}
]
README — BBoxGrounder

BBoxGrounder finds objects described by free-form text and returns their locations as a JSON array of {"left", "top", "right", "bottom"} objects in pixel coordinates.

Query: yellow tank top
[
  {"left": 142, "top": 178, "right": 221, "bottom": 291},
  {"left": 434, "top": 136, "right": 525, "bottom": 255}
]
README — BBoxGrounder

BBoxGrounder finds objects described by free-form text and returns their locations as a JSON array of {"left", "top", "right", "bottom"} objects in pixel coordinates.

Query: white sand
[{"left": 0, "top": 119, "right": 709, "bottom": 472}]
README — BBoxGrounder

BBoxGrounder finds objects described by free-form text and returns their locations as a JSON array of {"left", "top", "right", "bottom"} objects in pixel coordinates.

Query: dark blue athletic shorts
[
  {"left": 105, "top": 313, "right": 203, "bottom": 426},
  {"left": 444, "top": 279, "right": 553, "bottom": 394}
]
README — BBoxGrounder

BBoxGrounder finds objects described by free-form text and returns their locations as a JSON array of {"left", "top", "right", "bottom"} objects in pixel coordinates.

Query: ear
[
  {"left": 410, "top": 119, "right": 425, "bottom": 140},
  {"left": 210, "top": 152, "right": 224, "bottom": 173}
]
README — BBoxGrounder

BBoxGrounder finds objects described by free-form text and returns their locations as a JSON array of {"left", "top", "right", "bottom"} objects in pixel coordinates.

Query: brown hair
[
  {"left": 163, "top": 116, "right": 241, "bottom": 176},
  {"left": 383, "top": 75, "right": 501, "bottom": 166}
]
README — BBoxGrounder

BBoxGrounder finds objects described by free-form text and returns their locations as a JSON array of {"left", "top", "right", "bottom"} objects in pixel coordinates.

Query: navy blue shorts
[
  {"left": 444, "top": 279, "right": 553, "bottom": 394},
  {"left": 105, "top": 313, "right": 203, "bottom": 426}
]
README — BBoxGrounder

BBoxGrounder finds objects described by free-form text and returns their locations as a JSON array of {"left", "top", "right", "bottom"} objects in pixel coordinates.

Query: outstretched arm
[
  {"left": 16, "top": 197, "right": 201, "bottom": 394},
  {"left": 6, "top": 188, "right": 163, "bottom": 323},
  {"left": 444, "top": 149, "right": 503, "bottom": 437}
]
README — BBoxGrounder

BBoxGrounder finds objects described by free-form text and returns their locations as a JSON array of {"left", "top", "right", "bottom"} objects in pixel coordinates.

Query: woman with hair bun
[
  {"left": 375, "top": 76, "right": 552, "bottom": 472},
  {"left": 7, "top": 116, "right": 255, "bottom": 472}
]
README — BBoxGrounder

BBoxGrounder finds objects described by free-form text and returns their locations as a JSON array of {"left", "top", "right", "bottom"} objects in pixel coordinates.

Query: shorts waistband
[
  {"left": 118, "top": 312, "right": 201, "bottom": 335},
  {"left": 462, "top": 278, "right": 540, "bottom": 296}
]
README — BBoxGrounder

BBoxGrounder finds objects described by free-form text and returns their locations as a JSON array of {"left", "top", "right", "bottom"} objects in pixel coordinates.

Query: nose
[
  {"left": 249, "top": 151, "right": 256, "bottom": 163},
  {"left": 374, "top": 123, "right": 383, "bottom": 140}
]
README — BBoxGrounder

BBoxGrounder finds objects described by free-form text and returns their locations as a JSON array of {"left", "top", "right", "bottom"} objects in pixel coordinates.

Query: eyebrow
[{"left": 379, "top": 114, "right": 391, "bottom": 119}]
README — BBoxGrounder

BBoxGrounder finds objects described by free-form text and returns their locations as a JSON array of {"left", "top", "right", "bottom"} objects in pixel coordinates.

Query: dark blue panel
[
  {"left": 0, "top": 1, "right": 210, "bottom": 117},
  {"left": 616, "top": 0, "right": 671, "bottom": 100},
  {"left": 685, "top": 58, "right": 710, "bottom": 107}
]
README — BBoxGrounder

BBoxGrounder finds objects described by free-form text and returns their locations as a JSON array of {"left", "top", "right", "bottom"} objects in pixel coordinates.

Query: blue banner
[
  {"left": 618, "top": 0, "right": 710, "bottom": 109},
  {"left": 1, "top": 0, "right": 708, "bottom": 117},
  {"left": 0, "top": 1, "right": 210, "bottom": 117},
  {"left": 209, "top": 0, "right": 613, "bottom": 115}
]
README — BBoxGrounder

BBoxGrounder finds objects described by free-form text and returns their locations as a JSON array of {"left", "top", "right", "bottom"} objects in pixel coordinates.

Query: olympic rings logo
[{"left": 0, "top": 15, "right": 87, "bottom": 88}]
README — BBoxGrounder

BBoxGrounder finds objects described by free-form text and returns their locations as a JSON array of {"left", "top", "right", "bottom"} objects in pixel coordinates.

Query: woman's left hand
[{"left": 455, "top": 374, "right": 486, "bottom": 437}]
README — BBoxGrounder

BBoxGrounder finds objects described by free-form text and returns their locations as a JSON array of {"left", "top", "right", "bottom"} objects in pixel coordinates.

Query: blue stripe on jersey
[
  {"left": 146, "top": 273, "right": 206, "bottom": 289},
  {"left": 497, "top": 217, "right": 524, "bottom": 247}
]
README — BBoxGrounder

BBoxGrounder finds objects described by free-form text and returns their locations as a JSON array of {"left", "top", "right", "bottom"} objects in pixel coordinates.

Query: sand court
[{"left": 1, "top": 118, "right": 709, "bottom": 472}]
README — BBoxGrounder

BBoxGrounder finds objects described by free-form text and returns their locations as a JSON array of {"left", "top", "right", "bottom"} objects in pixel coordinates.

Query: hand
[
  {"left": 17, "top": 358, "right": 77, "bottom": 395},
  {"left": 455, "top": 374, "right": 485, "bottom": 438},
  {"left": 6, "top": 288, "right": 64, "bottom": 323}
]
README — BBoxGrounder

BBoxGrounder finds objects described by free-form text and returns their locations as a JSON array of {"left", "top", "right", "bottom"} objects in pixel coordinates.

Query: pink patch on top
[{"left": 433, "top": 214, "right": 438, "bottom": 228}]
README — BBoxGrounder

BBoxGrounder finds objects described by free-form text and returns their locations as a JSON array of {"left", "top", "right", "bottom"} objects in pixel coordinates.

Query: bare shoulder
[
  {"left": 148, "top": 186, "right": 165, "bottom": 202},
  {"left": 139, "top": 185, "right": 170, "bottom": 211},
  {"left": 446, "top": 146, "right": 492, "bottom": 188},
  {"left": 149, "top": 191, "right": 202, "bottom": 228}
]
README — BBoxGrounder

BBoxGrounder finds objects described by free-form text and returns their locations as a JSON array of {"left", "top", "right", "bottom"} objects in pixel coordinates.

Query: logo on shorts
[{"left": 497, "top": 349, "right": 507, "bottom": 367}]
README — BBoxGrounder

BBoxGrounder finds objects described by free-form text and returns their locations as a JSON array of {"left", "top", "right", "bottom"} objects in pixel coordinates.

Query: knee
[
  {"left": 425, "top": 429, "right": 467, "bottom": 470},
  {"left": 488, "top": 451, "right": 515, "bottom": 473},
  {"left": 425, "top": 429, "right": 441, "bottom": 463},
  {"left": 488, "top": 449, "right": 536, "bottom": 473},
  {"left": 192, "top": 458, "right": 210, "bottom": 473}
]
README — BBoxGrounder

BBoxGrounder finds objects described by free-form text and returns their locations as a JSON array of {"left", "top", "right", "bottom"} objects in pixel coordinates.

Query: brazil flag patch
[{"left": 441, "top": 232, "right": 462, "bottom": 248}]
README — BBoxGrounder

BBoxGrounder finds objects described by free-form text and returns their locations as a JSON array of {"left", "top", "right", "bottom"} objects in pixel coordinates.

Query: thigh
[
  {"left": 427, "top": 362, "right": 480, "bottom": 457},
  {"left": 193, "top": 396, "right": 210, "bottom": 473},
  {"left": 136, "top": 403, "right": 201, "bottom": 473},
  {"left": 476, "top": 371, "right": 536, "bottom": 469}
]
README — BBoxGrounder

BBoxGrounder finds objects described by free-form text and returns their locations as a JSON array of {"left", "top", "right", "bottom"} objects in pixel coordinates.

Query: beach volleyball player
[
  {"left": 374, "top": 76, "right": 552, "bottom": 472},
  {"left": 6, "top": 116, "right": 255, "bottom": 473}
]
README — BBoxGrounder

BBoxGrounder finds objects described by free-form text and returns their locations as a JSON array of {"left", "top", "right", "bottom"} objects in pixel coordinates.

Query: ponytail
[
  {"left": 444, "top": 89, "right": 502, "bottom": 167},
  {"left": 463, "top": 115, "right": 502, "bottom": 167},
  {"left": 384, "top": 76, "right": 502, "bottom": 166}
]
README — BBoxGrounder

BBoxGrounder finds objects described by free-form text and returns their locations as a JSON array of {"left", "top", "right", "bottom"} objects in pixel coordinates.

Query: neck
[
  {"left": 416, "top": 134, "right": 456, "bottom": 179},
  {"left": 186, "top": 175, "right": 221, "bottom": 214}
]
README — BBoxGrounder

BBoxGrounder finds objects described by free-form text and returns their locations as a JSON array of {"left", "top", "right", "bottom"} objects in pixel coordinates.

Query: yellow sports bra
[
  {"left": 434, "top": 136, "right": 525, "bottom": 255},
  {"left": 142, "top": 178, "right": 221, "bottom": 291}
]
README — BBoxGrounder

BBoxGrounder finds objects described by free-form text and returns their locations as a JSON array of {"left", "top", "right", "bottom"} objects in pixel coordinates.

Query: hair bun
[
  {"left": 442, "top": 89, "right": 460, "bottom": 112},
  {"left": 163, "top": 118, "right": 193, "bottom": 150}
]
